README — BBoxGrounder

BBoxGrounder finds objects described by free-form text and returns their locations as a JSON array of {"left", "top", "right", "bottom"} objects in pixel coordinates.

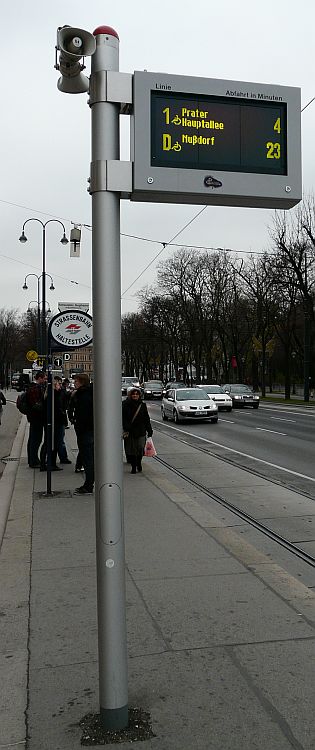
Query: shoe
[
  {"left": 75, "top": 467, "right": 84, "bottom": 473},
  {"left": 137, "top": 465, "right": 142, "bottom": 473},
  {"left": 40, "top": 465, "right": 47, "bottom": 472},
  {"left": 29, "top": 463, "right": 40, "bottom": 468},
  {"left": 74, "top": 485, "right": 93, "bottom": 495},
  {"left": 51, "top": 466, "right": 63, "bottom": 471},
  {"left": 130, "top": 468, "right": 137, "bottom": 474},
  {"left": 60, "top": 459, "right": 72, "bottom": 464}
]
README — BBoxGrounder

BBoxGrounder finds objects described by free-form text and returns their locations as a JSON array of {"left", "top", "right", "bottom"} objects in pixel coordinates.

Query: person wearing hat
[{"left": 122, "top": 387, "right": 153, "bottom": 473}]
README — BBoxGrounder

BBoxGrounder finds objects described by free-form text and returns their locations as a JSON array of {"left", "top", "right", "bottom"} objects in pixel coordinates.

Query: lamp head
[
  {"left": 60, "top": 233, "right": 69, "bottom": 245},
  {"left": 49, "top": 282, "right": 55, "bottom": 291},
  {"left": 22, "top": 283, "right": 28, "bottom": 290},
  {"left": 19, "top": 231, "right": 27, "bottom": 243}
]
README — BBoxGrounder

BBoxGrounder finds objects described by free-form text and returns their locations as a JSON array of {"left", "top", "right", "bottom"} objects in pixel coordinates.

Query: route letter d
[{"left": 162, "top": 134, "right": 172, "bottom": 151}]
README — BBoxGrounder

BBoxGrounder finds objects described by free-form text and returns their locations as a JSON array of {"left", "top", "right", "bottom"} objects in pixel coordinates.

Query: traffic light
[{"left": 56, "top": 25, "right": 96, "bottom": 94}]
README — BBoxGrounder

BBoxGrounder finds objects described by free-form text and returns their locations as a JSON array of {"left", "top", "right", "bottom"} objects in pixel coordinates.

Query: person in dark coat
[
  {"left": 40, "top": 378, "right": 67, "bottom": 471},
  {"left": 26, "top": 371, "right": 47, "bottom": 468},
  {"left": 67, "top": 388, "right": 83, "bottom": 472},
  {"left": 0, "top": 388, "right": 6, "bottom": 425},
  {"left": 54, "top": 376, "right": 71, "bottom": 464},
  {"left": 71, "top": 373, "right": 94, "bottom": 495},
  {"left": 122, "top": 387, "right": 153, "bottom": 474}
]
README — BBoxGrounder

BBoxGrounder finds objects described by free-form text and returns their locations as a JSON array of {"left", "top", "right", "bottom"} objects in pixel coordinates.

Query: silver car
[
  {"left": 196, "top": 384, "right": 233, "bottom": 411},
  {"left": 161, "top": 387, "right": 218, "bottom": 424},
  {"left": 121, "top": 376, "right": 140, "bottom": 396}
]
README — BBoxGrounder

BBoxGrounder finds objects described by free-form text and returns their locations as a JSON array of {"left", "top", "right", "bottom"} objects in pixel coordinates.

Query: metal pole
[
  {"left": 90, "top": 27, "right": 128, "bottom": 730},
  {"left": 42, "top": 227, "right": 46, "bottom": 365},
  {"left": 46, "top": 353, "right": 53, "bottom": 495},
  {"left": 303, "top": 254, "right": 310, "bottom": 403},
  {"left": 37, "top": 277, "right": 41, "bottom": 355}
]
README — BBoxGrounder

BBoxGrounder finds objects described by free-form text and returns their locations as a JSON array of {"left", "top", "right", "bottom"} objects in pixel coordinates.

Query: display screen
[{"left": 151, "top": 91, "right": 287, "bottom": 175}]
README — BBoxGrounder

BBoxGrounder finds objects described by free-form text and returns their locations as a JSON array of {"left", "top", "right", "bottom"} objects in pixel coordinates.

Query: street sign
[
  {"left": 54, "top": 357, "right": 63, "bottom": 367},
  {"left": 132, "top": 71, "right": 301, "bottom": 209},
  {"left": 26, "top": 349, "right": 38, "bottom": 362},
  {"left": 48, "top": 309, "right": 93, "bottom": 350}
]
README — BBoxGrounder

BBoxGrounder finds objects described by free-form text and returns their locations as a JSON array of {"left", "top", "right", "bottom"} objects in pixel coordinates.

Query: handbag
[
  {"left": 122, "top": 403, "right": 142, "bottom": 440},
  {"left": 144, "top": 437, "right": 157, "bottom": 457}
]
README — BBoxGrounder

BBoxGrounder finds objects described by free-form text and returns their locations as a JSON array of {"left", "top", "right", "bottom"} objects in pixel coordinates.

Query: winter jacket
[
  {"left": 122, "top": 398, "right": 153, "bottom": 438},
  {"left": 71, "top": 385, "right": 93, "bottom": 434}
]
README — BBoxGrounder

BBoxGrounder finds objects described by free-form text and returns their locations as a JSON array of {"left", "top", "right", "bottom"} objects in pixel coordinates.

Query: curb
[{"left": 0, "top": 417, "right": 27, "bottom": 550}]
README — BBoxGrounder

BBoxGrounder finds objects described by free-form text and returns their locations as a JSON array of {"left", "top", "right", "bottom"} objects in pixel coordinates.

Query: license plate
[{"left": 194, "top": 410, "right": 204, "bottom": 415}]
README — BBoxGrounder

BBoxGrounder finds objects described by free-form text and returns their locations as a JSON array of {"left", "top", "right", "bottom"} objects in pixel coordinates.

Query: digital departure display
[{"left": 151, "top": 91, "right": 287, "bottom": 175}]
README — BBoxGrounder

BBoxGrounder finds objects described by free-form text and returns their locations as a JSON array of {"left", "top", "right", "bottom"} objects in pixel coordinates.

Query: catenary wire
[{"left": 1, "top": 94, "right": 314, "bottom": 297}]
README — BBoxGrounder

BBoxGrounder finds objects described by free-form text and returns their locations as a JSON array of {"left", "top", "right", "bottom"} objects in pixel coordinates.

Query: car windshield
[
  {"left": 122, "top": 377, "right": 136, "bottom": 383},
  {"left": 144, "top": 382, "right": 163, "bottom": 388},
  {"left": 232, "top": 385, "right": 252, "bottom": 393},
  {"left": 202, "top": 385, "right": 223, "bottom": 394},
  {"left": 176, "top": 389, "right": 209, "bottom": 401}
]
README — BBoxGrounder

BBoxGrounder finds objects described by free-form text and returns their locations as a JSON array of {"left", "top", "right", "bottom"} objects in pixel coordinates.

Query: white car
[
  {"left": 161, "top": 387, "right": 218, "bottom": 424},
  {"left": 196, "top": 384, "right": 233, "bottom": 412}
]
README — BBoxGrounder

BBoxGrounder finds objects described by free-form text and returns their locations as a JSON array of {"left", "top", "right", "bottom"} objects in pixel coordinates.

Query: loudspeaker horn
[{"left": 56, "top": 26, "right": 96, "bottom": 94}]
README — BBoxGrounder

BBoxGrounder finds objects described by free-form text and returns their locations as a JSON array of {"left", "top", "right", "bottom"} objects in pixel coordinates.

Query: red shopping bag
[{"left": 144, "top": 437, "right": 157, "bottom": 457}]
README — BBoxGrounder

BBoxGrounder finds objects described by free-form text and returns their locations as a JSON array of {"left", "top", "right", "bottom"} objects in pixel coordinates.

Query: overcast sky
[{"left": 1, "top": 0, "right": 314, "bottom": 319}]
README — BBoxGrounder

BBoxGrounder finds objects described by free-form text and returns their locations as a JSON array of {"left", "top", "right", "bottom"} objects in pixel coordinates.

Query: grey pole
[
  {"left": 89, "top": 26, "right": 128, "bottom": 730},
  {"left": 42, "top": 225, "right": 46, "bottom": 364}
]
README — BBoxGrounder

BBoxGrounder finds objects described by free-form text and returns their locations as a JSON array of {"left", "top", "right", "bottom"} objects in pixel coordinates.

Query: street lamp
[
  {"left": 19, "top": 219, "right": 68, "bottom": 364},
  {"left": 22, "top": 272, "right": 55, "bottom": 353}
]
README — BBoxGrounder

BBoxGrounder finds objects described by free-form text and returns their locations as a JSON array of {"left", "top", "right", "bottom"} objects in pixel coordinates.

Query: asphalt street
[{"left": 147, "top": 400, "right": 315, "bottom": 496}]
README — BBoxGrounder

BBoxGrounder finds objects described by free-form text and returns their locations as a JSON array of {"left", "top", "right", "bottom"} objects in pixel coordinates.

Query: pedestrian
[
  {"left": 26, "top": 371, "right": 47, "bottom": 468},
  {"left": 122, "top": 386, "right": 153, "bottom": 474},
  {"left": 0, "top": 388, "right": 6, "bottom": 425},
  {"left": 68, "top": 388, "right": 84, "bottom": 472},
  {"left": 54, "top": 376, "right": 72, "bottom": 464},
  {"left": 71, "top": 374, "right": 94, "bottom": 495},
  {"left": 40, "top": 377, "right": 67, "bottom": 471}
]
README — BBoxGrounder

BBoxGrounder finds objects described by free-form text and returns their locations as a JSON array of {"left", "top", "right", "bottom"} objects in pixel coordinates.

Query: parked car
[
  {"left": 161, "top": 387, "right": 218, "bottom": 423},
  {"left": 196, "top": 384, "right": 233, "bottom": 411},
  {"left": 141, "top": 380, "right": 164, "bottom": 400},
  {"left": 222, "top": 384, "right": 260, "bottom": 409},
  {"left": 162, "top": 381, "right": 184, "bottom": 396},
  {"left": 121, "top": 376, "right": 140, "bottom": 396}
]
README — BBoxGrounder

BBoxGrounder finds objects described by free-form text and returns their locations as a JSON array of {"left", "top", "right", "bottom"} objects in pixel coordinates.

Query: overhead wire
[{"left": 1, "top": 92, "right": 314, "bottom": 300}]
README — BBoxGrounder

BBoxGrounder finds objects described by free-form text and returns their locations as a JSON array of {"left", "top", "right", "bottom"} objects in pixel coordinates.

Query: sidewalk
[{"left": 1, "top": 420, "right": 315, "bottom": 749}]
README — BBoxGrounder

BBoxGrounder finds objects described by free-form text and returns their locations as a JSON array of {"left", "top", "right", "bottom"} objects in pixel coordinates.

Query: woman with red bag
[{"left": 122, "top": 387, "right": 153, "bottom": 474}]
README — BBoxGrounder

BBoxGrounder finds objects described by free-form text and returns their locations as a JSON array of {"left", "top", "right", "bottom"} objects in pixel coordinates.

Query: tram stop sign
[
  {"left": 48, "top": 310, "right": 93, "bottom": 352},
  {"left": 131, "top": 71, "right": 301, "bottom": 209}
]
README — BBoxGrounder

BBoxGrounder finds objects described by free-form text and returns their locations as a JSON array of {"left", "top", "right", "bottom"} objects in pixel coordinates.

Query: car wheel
[
  {"left": 253, "top": 404, "right": 259, "bottom": 409},
  {"left": 173, "top": 410, "right": 180, "bottom": 423},
  {"left": 161, "top": 408, "right": 168, "bottom": 421},
  {"left": 211, "top": 417, "right": 218, "bottom": 424},
  {"left": 227, "top": 407, "right": 232, "bottom": 412}
]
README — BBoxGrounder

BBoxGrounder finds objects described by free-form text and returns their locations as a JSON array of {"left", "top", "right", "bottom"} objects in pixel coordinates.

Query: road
[
  {"left": 147, "top": 400, "right": 315, "bottom": 497},
  {"left": 0, "top": 390, "right": 22, "bottom": 478}
]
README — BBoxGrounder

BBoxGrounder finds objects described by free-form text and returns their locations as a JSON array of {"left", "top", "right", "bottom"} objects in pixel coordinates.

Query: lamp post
[
  {"left": 23, "top": 273, "right": 55, "bottom": 354},
  {"left": 19, "top": 219, "right": 68, "bottom": 365}
]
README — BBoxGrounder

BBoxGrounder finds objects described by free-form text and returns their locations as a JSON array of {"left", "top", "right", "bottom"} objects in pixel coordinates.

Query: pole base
[{"left": 100, "top": 704, "right": 128, "bottom": 731}]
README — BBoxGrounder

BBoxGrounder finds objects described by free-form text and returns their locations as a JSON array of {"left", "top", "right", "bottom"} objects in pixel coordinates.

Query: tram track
[
  {"left": 152, "top": 424, "right": 315, "bottom": 569},
  {"left": 153, "top": 421, "right": 315, "bottom": 502}
]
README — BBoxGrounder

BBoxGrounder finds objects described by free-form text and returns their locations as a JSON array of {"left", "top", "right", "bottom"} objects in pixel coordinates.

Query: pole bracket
[
  {"left": 89, "top": 160, "right": 132, "bottom": 196},
  {"left": 89, "top": 71, "right": 133, "bottom": 113}
]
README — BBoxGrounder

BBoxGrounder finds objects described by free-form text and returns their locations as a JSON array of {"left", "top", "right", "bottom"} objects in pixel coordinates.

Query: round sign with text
[{"left": 49, "top": 310, "right": 93, "bottom": 349}]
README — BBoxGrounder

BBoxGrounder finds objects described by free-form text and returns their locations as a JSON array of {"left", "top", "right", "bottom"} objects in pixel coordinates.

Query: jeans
[
  {"left": 57, "top": 424, "right": 68, "bottom": 462},
  {"left": 40, "top": 423, "right": 63, "bottom": 468},
  {"left": 76, "top": 430, "right": 94, "bottom": 490},
  {"left": 27, "top": 420, "right": 44, "bottom": 466}
]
